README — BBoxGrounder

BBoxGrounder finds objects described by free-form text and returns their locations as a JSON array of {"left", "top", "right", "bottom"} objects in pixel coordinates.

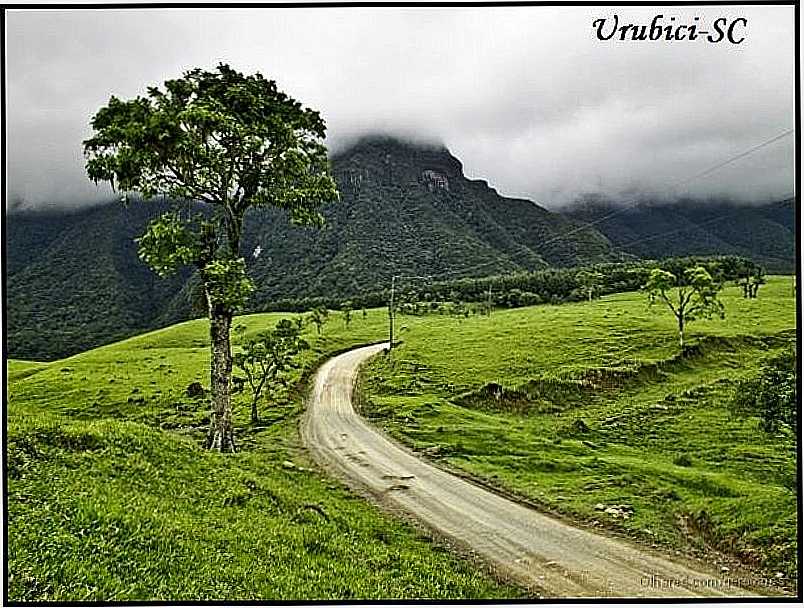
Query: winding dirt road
[{"left": 302, "top": 343, "right": 760, "bottom": 598}]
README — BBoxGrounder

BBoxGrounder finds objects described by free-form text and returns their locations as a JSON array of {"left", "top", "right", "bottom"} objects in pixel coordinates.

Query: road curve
[{"left": 302, "top": 343, "right": 757, "bottom": 598}]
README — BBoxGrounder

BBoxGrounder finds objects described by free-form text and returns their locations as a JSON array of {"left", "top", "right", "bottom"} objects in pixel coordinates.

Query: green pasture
[
  {"left": 6, "top": 309, "right": 519, "bottom": 601},
  {"left": 360, "top": 276, "right": 798, "bottom": 582}
]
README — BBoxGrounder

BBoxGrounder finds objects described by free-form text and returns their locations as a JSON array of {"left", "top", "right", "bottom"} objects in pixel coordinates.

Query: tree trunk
[
  {"left": 206, "top": 302, "right": 236, "bottom": 452},
  {"left": 251, "top": 396, "right": 259, "bottom": 424},
  {"left": 678, "top": 315, "right": 685, "bottom": 350}
]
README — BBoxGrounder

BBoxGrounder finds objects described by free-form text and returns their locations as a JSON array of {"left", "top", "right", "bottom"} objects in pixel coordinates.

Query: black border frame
[{"left": 0, "top": 1, "right": 800, "bottom": 606}]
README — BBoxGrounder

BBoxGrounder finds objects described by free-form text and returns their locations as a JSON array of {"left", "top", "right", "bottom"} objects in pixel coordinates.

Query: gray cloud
[{"left": 5, "top": 5, "right": 795, "bottom": 210}]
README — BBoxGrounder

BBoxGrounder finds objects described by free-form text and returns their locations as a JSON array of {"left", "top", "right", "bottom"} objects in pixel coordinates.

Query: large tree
[
  {"left": 84, "top": 64, "right": 338, "bottom": 452},
  {"left": 643, "top": 266, "right": 725, "bottom": 349}
]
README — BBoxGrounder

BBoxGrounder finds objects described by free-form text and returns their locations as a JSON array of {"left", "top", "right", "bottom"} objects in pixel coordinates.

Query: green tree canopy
[
  {"left": 643, "top": 266, "right": 725, "bottom": 349},
  {"left": 85, "top": 64, "right": 337, "bottom": 227},
  {"left": 732, "top": 347, "right": 797, "bottom": 435},
  {"left": 234, "top": 319, "right": 309, "bottom": 424},
  {"left": 309, "top": 306, "right": 330, "bottom": 335}
]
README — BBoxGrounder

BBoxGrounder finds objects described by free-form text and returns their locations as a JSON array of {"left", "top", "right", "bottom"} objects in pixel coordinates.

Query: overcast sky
[{"left": 5, "top": 4, "right": 796, "bottom": 210}]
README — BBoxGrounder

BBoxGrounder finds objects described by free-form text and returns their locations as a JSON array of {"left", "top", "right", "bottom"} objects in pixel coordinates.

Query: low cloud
[{"left": 5, "top": 5, "right": 795, "bottom": 210}]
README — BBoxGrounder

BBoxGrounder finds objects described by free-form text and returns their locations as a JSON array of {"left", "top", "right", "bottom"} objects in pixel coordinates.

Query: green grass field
[
  {"left": 359, "top": 276, "right": 798, "bottom": 582},
  {"left": 7, "top": 277, "right": 798, "bottom": 600},
  {"left": 6, "top": 311, "right": 521, "bottom": 601}
]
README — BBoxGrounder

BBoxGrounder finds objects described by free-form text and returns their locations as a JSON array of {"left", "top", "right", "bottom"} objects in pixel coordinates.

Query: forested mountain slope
[
  {"left": 6, "top": 136, "right": 617, "bottom": 360},
  {"left": 563, "top": 196, "right": 795, "bottom": 273},
  {"left": 7, "top": 137, "right": 794, "bottom": 361}
]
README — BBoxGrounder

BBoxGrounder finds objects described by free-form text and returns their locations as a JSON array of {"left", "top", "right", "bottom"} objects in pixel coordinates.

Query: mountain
[
  {"left": 5, "top": 136, "right": 619, "bottom": 360},
  {"left": 562, "top": 196, "right": 796, "bottom": 273},
  {"left": 5, "top": 202, "right": 191, "bottom": 360},
  {"left": 241, "top": 137, "right": 617, "bottom": 304}
]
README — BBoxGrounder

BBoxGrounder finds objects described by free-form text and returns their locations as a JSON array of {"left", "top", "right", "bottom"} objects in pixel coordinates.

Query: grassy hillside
[
  {"left": 6, "top": 311, "right": 521, "bottom": 601},
  {"left": 359, "top": 276, "right": 798, "bottom": 585}
]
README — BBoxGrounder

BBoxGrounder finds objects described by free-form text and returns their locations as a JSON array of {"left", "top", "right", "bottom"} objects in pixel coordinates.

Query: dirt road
[{"left": 302, "top": 343, "right": 759, "bottom": 598}]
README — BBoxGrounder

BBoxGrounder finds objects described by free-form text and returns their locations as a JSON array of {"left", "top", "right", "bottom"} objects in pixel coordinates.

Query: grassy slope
[
  {"left": 6, "top": 310, "right": 521, "bottom": 601},
  {"left": 359, "top": 276, "right": 798, "bottom": 581}
]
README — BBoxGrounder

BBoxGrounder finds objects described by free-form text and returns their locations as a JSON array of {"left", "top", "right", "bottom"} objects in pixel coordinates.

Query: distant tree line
[{"left": 256, "top": 255, "right": 764, "bottom": 315}]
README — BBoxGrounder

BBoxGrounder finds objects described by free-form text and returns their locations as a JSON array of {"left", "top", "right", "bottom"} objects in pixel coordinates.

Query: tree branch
[
  {"left": 163, "top": 159, "right": 219, "bottom": 205},
  {"left": 659, "top": 290, "right": 678, "bottom": 317},
  {"left": 242, "top": 365, "right": 257, "bottom": 393}
]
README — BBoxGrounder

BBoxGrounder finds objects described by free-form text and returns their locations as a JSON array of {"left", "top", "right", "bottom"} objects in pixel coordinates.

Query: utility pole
[
  {"left": 486, "top": 282, "right": 493, "bottom": 316},
  {"left": 387, "top": 273, "right": 431, "bottom": 349},
  {"left": 388, "top": 274, "right": 397, "bottom": 349}
]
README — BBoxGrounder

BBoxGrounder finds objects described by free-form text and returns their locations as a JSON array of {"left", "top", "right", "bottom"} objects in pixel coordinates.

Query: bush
[
  {"left": 673, "top": 454, "right": 693, "bottom": 467},
  {"left": 731, "top": 347, "right": 797, "bottom": 433}
]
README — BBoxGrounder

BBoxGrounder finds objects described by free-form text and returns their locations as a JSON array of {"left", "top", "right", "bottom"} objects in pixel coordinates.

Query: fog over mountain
[{"left": 6, "top": 5, "right": 795, "bottom": 210}]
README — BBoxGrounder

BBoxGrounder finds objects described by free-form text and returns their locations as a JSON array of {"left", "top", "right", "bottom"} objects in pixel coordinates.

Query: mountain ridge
[
  {"left": 5, "top": 136, "right": 795, "bottom": 360},
  {"left": 563, "top": 195, "right": 795, "bottom": 274}
]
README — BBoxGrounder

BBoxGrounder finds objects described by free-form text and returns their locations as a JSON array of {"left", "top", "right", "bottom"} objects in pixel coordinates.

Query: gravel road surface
[{"left": 302, "top": 343, "right": 760, "bottom": 598}]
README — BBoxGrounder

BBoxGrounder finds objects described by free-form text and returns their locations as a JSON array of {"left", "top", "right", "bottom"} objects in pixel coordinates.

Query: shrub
[
  {"left": 731, "top": 347, "right": 797, "bottom": 434},
  {"left": 673, "top": 454, "right": 693, "bottom": 467}
]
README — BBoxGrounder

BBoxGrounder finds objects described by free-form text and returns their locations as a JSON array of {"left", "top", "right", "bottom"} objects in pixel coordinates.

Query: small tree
[
  {"left": 449, "top": 300, "right": 467, "bottom": 318},
  {"left": 748, "top": 267, "right": 766, "bottom": 298},
  {"left": 309, "top": 306, "right": 329, "bottom": 335},
  {"left": 735, "top": 262, "right": 765, "bottom": 299},
  {"left": 83, "top": 64, "right": 338, "bottom": 451},
  {"left": 736, "top": 274, "right": 751, "bottom": 298},
  {"left": 643, "top": 266, "right": 725, "bottom": 349},
  {"left": 341, "top": 301, "right": 353, "bottom": 328},
  {"left": 576, "top": 269, "right": 604, "bottom": 302},
  {"left": 233, "top": 319, "right": 309, "bottom": 424}
]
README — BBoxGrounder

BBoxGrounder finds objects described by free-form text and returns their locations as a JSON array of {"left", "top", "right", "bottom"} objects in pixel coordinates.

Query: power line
[
  {"left": 530, "top": 130, "right": 796, "bottom": 263},
  {"left": 673, "top": 128, "right": 794, "bottom": 187},
  {"left": 612, "top": 192, "right": 796, "bottom": 252},
  {"left": 615, "top": 214, "right": 731, "bottom": 251},
  {"left": 389, "top": 193, "right": 794, "bottom": 315},
  {"left": 383, "top": 128, "right": 796, "bottom": 345},
  {"left": 423, "top": 127, "right": 796, "bottom": 280}
]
